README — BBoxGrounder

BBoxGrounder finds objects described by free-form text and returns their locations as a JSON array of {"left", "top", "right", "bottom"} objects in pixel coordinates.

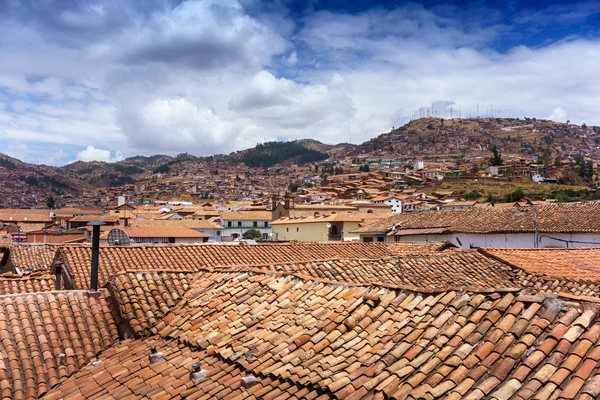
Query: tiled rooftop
[
  {"left": 0, "top": 290, "right": 121, "bottom": 399},
  {"left": 44, "top": 270, "right": 600, "bottom": 400},
  {"left": 0, "top": 272, "right": 55, "bottom": 294},
  {"left": 7, "top": 244, "right": 59, "bottom": 273},
  {"left": 42, "top": 337, "right": 315, "bottom": 400},
  {"left": 123, "top": 226, "right": 211, "bottom": 238},
  {"left": 354, "top": 202, "right": 600, "bottom": 234},
  {"left": 129, "top": 219, "right": 224, "bottom": 229},
  {"left": 55, "top": 242, "right": 451, "bottom": 289},
  {"left": 244, "top": 251, "right": 518, "bottom": 291},
  {"left": 107, "top": 270, "right": 199, "bottom": 337},
  {"left": 482, "top": 247, "right": 600, "bottom": 281}
]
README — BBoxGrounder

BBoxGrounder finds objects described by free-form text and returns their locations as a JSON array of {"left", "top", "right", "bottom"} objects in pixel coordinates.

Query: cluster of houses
[{"left": 3, "top": 189, "right": 600, "bottom": 250}]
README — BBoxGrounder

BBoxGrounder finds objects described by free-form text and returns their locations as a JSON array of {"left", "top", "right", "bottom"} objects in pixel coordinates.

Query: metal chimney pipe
[{"left": 87, "top": 220, "right": 106, "bottom": 291}]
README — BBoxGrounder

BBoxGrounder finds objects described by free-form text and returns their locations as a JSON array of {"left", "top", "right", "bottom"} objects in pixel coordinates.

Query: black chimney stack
[{"left": 87, "top": 220, "right": 106, "bottom": 292}]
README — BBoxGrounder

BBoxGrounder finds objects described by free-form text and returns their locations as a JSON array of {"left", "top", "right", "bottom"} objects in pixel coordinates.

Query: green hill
[{"left": 241, "top": 141, "right": 329, "bottom": 168}]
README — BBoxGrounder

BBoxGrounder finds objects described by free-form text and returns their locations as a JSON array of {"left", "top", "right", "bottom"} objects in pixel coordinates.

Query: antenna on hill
[
  {"left": 459, "top": 105, "right": 461, "bottom": 119},
  {"left": 477, "top": 103, "right": 479, "bottom": 117}
]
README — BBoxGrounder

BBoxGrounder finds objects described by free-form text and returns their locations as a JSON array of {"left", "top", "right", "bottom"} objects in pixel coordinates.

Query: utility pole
[{"left": 524, "top": 197, "right": 539, "bottom": 248}]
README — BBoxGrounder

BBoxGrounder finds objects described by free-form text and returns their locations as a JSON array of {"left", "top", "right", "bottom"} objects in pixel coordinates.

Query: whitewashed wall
[{"left": 361, "top": 232, "right": 600, "bottom": 248}]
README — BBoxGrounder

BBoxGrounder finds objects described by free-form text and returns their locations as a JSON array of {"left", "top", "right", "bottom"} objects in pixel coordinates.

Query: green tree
[
  {"left": 489, "top": 146, "right": 503, "bottom": 166},
  {"left": 288, "top": 182, "right": 301, "bottom": 193},
  {"left": 505, "top": 188, "right": 524, "bottom": 202},
  {"left": 242, "top": 228, "right": 262, "bottom": 240},
  {"left": 463, "top": 191, "right": 481, "bottom": 200},
  {"left": 45, "top": 195, "right": 56, "bottom": 209}
]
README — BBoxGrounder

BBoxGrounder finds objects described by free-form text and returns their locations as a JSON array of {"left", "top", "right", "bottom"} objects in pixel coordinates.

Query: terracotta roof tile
[
  {"left": 8, "top": 244, "right": 60, "bottom": 273},
  {"left": 0, "top": 272, "right": 55, "bottom": 294},
  {"left": 245, "top": 251, "right": 518, "bottom": 291},
  {"left": 107, "top": 270, "right": 199, "bottom": 337},
  {"left": 354, "top": 202, "right": 600, "bottom": 234},
  {"left": 129, "top": 219, "right": 224, "bottom": 229},
  {"left": 0, "top": 290, "right": 121, "bottom": 399},
  {"left": 42, "top": 269, "right": 600, "bottom": 400},
  {"left": 482, "top": 247, "right": 600, "bottom": 281},
  {"left": 55, "top": 242, "right": 451, "bottom": 289},
  {"left": 122, "top": 226, "right": 211, "bottom": 238}
]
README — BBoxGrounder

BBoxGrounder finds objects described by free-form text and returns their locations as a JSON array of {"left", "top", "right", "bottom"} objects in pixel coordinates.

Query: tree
[
  {"left": 505, "top": 188, "right": 524, "bottom": 202},
  {"left": 489, "top": 146, "right": 503, "bottom": 166},
  {"left": 242, "top": 228, "right": 262, "bottom": 240},
  {"left": 45, "top": 195, "right": 56, "bottom": 209},
  {"left": 440, "top": 118, "right": 444, "bottom": 128},
  {"left": 288, "top": 182, "right": 301, "bottom": 193}
]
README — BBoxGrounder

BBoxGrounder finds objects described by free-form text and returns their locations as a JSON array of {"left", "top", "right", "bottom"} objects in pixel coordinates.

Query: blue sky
[{"left": 0, "top": 0, "right": 599, "bottom": 165}]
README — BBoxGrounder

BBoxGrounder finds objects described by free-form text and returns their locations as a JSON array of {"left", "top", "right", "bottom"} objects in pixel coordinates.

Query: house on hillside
[{"left": 371, "top": 194, "right": 404, "bottom": 213}]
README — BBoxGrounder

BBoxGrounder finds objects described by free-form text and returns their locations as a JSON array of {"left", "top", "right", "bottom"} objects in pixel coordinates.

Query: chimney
[
  {"left": 87, "top": 220, "right": 106, "bottom": 292},
  {"left": 240, "top": 371, "right": 258, "bottom": 388},
  {"left": 190, "top": 362, "right": 209, "bottom": 384},
  {"left": 149, "top": 346, "right": 165, "bottom": 363}
]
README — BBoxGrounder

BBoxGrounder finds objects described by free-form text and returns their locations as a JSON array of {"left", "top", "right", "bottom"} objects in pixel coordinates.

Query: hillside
[
  {"left": 353, "top": 117, "right": 600, "bottom": 163},
  {"left": 60, "top": 154, "right": 177, "bottom": 187},
  {"left": 294, "top": 139, "right": 356, "bottom": 157},
  {"left": 239, "top": 141, "right": 330, "bottom": 168},
  {"left": 0, "top": 153, "right": 95, "bottom": 208}
]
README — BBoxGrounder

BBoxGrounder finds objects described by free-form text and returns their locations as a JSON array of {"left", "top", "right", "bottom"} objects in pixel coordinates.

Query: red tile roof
[
  {"left": 481, "top": 247, "right": 600, "bottom": 281},
  {"left": 7, "top": 244, "right": 59, "bottom": 273},
  {"left": 0, "top": 290, "right": 121, "bottom": 399},
  {"left": 122, "top": 226, "right": 211, "bottom": 238},
  {"left": 129, "top": 219, "right": 224, "bottom": 229},
  {"left": 44, "top": 269, "right": 600, "bottom": 400},
  {"left": 354, "top": 201, "right": 600, "bottom": 234},
  {"left": 54, "top": 242, "right": 451, "bottom": 289},
  {"left": 0, "top": 272, "right": 55, "bottom": 294},
  {"left": 108, "top": 270, "right": 199, "bottom": 337},
  {"left": 42, "top": 337, "right": 314, "bottom": 400},
  {"left": 244, "top": 251, "right": 518, "bottom": 291}
]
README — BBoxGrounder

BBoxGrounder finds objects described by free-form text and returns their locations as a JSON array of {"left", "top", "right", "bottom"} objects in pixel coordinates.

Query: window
[
  {"left": 296, "top": 227, "right": 299, "bottom": 232},
  {"left": 264, "top": 221, "right": 269, "bottom": 228},
  {"left": 216, "top": 231, "right": 221, "bottom": 236},
  {"left": 286, "top": 228, "right": 289, "bottom": 232},
  {"left": 253, "top": 221, "right": 258, "bottom": 227},
  {"left": 238, "top": 221, "right": 242, "bottom": 227},
  {"left": 227, "top": 221, "right": 232, "bottom": 228}
]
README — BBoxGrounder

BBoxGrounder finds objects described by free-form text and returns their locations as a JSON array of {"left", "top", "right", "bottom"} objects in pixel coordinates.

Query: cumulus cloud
[
  {"left": 119, "top": 98, "right": 247, "bottom": 155},
  {"left": 1, "top": 0, "right": 600, "bottom": 164},
  {"left": 548, "top": 107, "right": 569, "bottom": 123},
  {"left": 75, "top": 146, "right": 124, "bottom": 163}
]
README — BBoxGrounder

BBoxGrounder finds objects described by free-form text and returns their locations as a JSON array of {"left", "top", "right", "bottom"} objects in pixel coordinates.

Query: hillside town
[
  {"left": 2, "top": 118, "right": 599, "bottom": 211},
  {"left": 4, "top": 119, "right": 600, "bottom": 400},
  {"left": 2, "top": 0, "right": 600, "bottom": 397}
]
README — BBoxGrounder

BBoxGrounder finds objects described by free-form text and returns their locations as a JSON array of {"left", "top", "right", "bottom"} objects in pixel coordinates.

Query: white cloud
[
  {"left": 75, "top": 145, "right": 124, "bottom": 162},
  {"left": 1, "top": 0, "right": 600, "bottom": 164},
  {"left": 287, "top": 51, "right": 298, "bottom": 65},
  {"left": 548, "top": 107, "right": 568, "bottom": 123}
]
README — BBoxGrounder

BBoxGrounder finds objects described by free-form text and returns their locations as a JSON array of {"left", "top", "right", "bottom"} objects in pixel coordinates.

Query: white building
[
  {"left": 220, "top": 210, "right": 272, "bottom": 240},
  {"left": 372, "top": 195, "right": 404, "bottom": 214}
]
